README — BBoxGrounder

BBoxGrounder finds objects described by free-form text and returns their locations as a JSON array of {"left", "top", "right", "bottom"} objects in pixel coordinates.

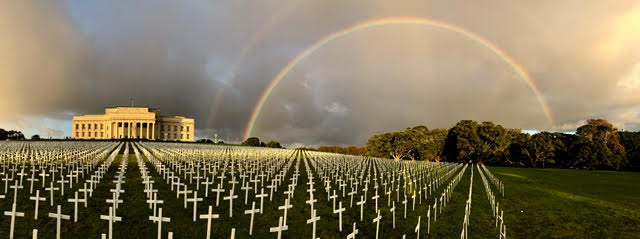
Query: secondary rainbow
[{"left": 244, "top": 16, "right": 554, "bottom": 140}]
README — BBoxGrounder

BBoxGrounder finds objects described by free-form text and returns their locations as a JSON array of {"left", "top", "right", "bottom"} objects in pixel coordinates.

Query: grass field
[
  {"left": 487, "top": 167, "right": 640, "bottom": 239},
  {"left": 0, "top": 144, "right": 638, "bottom": 239}
]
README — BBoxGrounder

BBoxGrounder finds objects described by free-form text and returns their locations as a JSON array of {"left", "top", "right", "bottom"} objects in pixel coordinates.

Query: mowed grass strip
[{"left": 486, "top": 167, "right": 640, "bottom": 239}]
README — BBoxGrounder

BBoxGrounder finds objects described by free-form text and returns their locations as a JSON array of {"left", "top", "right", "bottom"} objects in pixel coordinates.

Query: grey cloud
[{"left": 1, "top": 0, "right": 639, "bottom": 146}]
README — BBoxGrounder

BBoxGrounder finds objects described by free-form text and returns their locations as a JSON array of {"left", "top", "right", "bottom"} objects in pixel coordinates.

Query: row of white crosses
[
  {"left": 142, "top": 142, "right": 301, "bottom": 238},
  {"left": 169, "top": 142, "right": 465, "bottom": 239},
  {"left": 301, "top": 149, "right": 470, "bottom": 239},
  {"left": 460, "top": 165, "right": 474, "bottom": 239},
  {"left": 4, "top": 140, "right": 484, "bottom": 238},
  {"left": 141, "top": 142, "right": 246, "bottom": 239},
  {"left": 99, "top": 143, "right": 130, "bottom": 239},
  {"left": 136, "top": 143, "right": 177, "bottom": 239},
  {"left": 477, "top": 164, "right": 507, "bottom": 239},
  {"left": 1, "top": 141, "right": 123, "bottom": 239},
  {"left": 480, "top": 163, "right": 504, "bottom": 197}
]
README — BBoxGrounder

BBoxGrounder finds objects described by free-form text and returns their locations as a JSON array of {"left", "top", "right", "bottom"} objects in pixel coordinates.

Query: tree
[
  {"left": 619, "top": 131, "right": 640, "bottom": 171},
  {"left": 242, "top": 137, "right": 262, "bottom": 147},
  {"left": 31, "top": 134, "right": 41, "bottom": 140},
  {"left": 523, "top": 132, "right": 555, "bottom": 168},
  {"left": 572, "top": 119, "right": 626, "bottom": 170},
  {"left": 444, "top": 120, "right": 482, "bottom": 163},
  {"left": 266, "top": 140, "right": 282, "bottom": 148}
]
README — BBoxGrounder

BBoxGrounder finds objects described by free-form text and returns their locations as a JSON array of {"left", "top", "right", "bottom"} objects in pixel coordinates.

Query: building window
[
  {"left": 118, "top": 122, "right": 122, "bottom": 127},
  {"left": 94, "top": 124, "right": 98, "bottom": 129},
  {"left": 181, "top": 126, "right": 184, "bottom": 131},
  {"left": 187, "top": 134, "right": 189, "bottom": 139},
  {"left": 101, "top": 124, "right": 104, "bottom": 130},
  {"left": 174, "top": 125, "right": 177, "bottom": 131},
  {"left": 174, "top": 133, "right": 177, "bottom": 139},
  {"left": 82, "top": 132, "right": 84, "bottom": 137},
  {"left": 82, "top": 124, "right": 85, "bottom": 129},
  {"left": 76, "top": 132, "right": 79, "bottom": 137},
  {"left": 101, "top": 132, "right": 104, "bottom": 137},
  {"left": 75, "top": 124, "right": 79, "bottom": 130}
]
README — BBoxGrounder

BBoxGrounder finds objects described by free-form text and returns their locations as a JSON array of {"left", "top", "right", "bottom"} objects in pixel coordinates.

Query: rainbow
[
  {"left": 207, "top": 0, "right": 306, "bottom": 128},
  {"left": 244, "top": 16, "right": 554, "bottom": 140}
]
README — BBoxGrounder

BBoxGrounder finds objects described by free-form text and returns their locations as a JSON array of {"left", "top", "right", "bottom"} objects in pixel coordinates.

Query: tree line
[
  {"left": 0, "top": 128, "right": 25, "bottom": 140},
  {"left": 365, "top": 119, "right": 640, "bottom": 171},
  {"left": 242, "top": 137, "right": 283, "bottom": 148}
]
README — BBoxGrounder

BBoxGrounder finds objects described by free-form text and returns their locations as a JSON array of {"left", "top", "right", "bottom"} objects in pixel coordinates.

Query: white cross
[
  {"left": 255, "top": 188, "right": 268, "bottom": 214},
  {"left": 223, "top": 189, "right": 238, "bottom": 217},
  {"left": 334, "top": 201, "right": 346, "bottom": 231},
  {"left": 57, "top": 176, "right": 68, "bottom": 196},
  {"left": 149, "top": 208, "right": 171, "bottom": 239},
  {"left": 241, "top": 182, "right": 252, "bottom": 204},
  {"left": 147, "top": 192, "right": 164, "bottom": 218},
  {"left": 100, "top": 206, "right": 122, "bottom": 239},
  {"left": 372, "top": 209, "right": 382, "bottom": 239},
  {"left": 356, "top": 195, "right": 366, "bottom": 221},
  {"left": 10, "top": 180, "right": 23, "bottom": 202},
  {"left": 106, "top": 192, "right": 123, "bottom": 215},
  {"left": 244, "top": 201, "right": 260, "bottom": 235},
  {"left": 390, "top": 201, "right": 396, "bottom": 228},
  {"left": 201, "top": 177, "right": 213, "bottom": 197},
  {"left": 433, "top": 199, "right": 437, "bottom": 222},
  {"left": 427, "top": 207, "right": 431, "bottom": 234},
  {"left": 29, "top": 190, "right": 46, "bottom": 220},
  {"left": 179, "top": 184, "right": 192, "bottom": 209},
  {"left": 329, "top": 190, "right": 338, "bottom": 211},
  {"left": 4, "top": 203, "right": 25, "bottom": 239},
  {"left": 278, "top": 198, "right": 293, "bottom": 225},
  {"left": 187, "top": 191, "right": 203, "bottom": 221},
  {"left": 269, "top": 216, "right": 288, "bottom": 239},
  {"left": 78, "top": 183, "right": 92, "bottom": 208},
  {"left": 306, "top": 192, "right": 317, "bottom": 212},
  {"left": 199, "top": 205, "right": 219, "bottom": 239},
  {"left": 45, "top": 181, "right": 60, "bottom": 206},
  {"left": 403, "top": 194, "right": 408, "bottom": 219},
  {"left": 347, "top": 222, "right": 358, "bottom": 239},
  {"left": 306, "top": 209, "right": 320, "bottom": 239},
  {"left": 27, "top": 172, "right": 39, "bottom": 194},
  {"left": 211, "top": 183, "right": 225, "bottom": 207},
  {"left": 372, "top": 193, "right": 380, "bottom": 212},
  {"left": 48, "top": 205, "right": 71, "bottom": 239},
  {"left": 415, "top": 216, "right": 421, "bottom": 239},
  {"left": 67, "top": 191, "right": 84, "bottom": 222}
]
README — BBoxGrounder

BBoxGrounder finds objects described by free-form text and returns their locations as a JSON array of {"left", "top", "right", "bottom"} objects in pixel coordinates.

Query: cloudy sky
[{"left": 1, "top": 1, "right": 639, "bottom": 146}]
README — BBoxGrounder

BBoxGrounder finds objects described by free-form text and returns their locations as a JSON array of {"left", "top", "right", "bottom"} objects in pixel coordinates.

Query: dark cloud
[{"left": 1, "top": 1, "right": 639, "bottom": 145}]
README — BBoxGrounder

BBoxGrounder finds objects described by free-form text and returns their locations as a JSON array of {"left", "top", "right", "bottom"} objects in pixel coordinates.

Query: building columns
[
  {"left": 139, "top": 122, "right": 143, "bottom": 139},
  {"left": 151, "top": 123, "right": 155, "bottom": 140}
]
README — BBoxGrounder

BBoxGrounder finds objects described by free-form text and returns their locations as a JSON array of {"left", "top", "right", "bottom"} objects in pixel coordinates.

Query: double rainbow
[{"left": 244, "top": 17, "right": 553, "bottom": 140}]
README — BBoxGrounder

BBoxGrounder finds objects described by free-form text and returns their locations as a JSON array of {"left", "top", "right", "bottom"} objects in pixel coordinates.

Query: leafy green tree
[
  {"left": 444, "top": 120, "right": 483, "bottom": 163},
  {"left": 266, "top": 140, "right": 282, "bottom": 148},
  {"left": 31, "top": 134, "right": 41, "bottom": 140},
  {"left": 523, "top": 132, "right": 555, "bottom": 168},
  {"left": 619, "top": 131, "right": 640, "bottom": 171},
  {"left": 242, "top": 137, "right": 262, "bottom": 147},
  {"left": 572, "top": 119, "right": 626, "bottom": 170}
]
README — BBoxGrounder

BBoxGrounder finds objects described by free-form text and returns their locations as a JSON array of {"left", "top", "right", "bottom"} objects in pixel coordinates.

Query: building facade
[{"left": 72, "top": 106, "right": 195, "bottom": 142}]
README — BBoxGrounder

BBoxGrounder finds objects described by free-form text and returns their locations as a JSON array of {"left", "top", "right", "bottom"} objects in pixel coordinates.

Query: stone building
[{"left": 72, "top": 106, "right": 195, "bottom": 142}]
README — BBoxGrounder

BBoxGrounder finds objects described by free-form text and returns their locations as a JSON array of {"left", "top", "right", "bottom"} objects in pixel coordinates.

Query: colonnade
[{"left": 111, "top": 121, "right": 155, "bottom": 140}]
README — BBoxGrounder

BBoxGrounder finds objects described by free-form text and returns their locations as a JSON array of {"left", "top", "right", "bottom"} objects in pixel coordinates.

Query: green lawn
[
  {"left": 484, "top": 167, "right": 640, "bottom": 239},
  {"left": 1, "top": 145, "right": 638, "bottom": 238}
]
